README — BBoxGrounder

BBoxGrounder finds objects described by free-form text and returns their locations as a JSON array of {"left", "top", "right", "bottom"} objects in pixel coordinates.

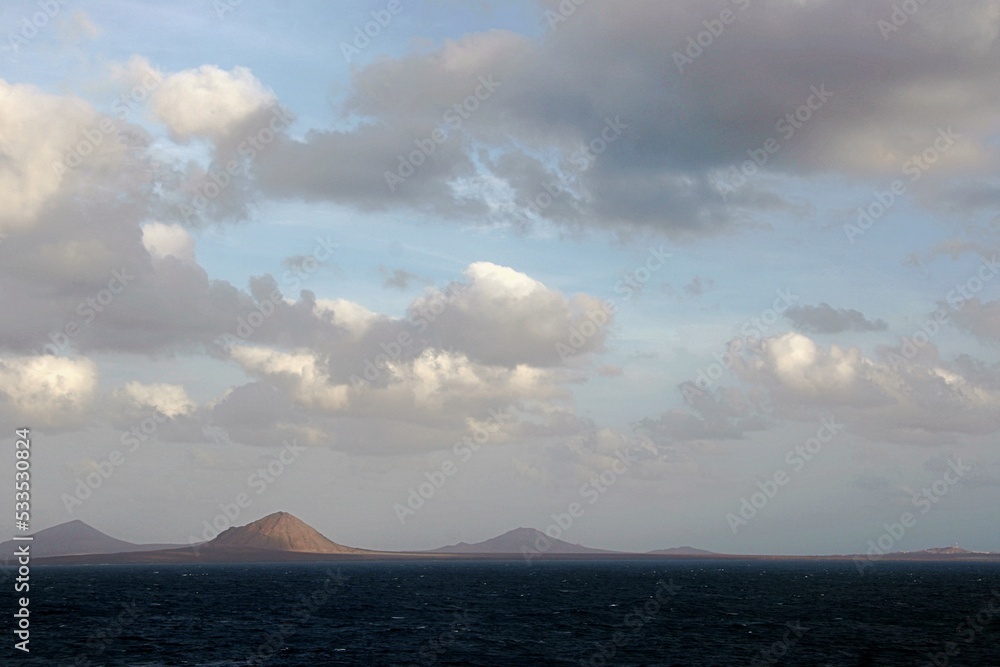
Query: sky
[{"left": 1, "top": 0, "right": 999, "bottom": 556}]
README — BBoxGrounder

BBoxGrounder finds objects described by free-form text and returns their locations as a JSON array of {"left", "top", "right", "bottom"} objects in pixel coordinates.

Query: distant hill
[
  {"left": 897, "top": 546, "right": 998, "bottom": 557},
  {"left": 32, "top": 512, "right": 376, "bottom": 565},
  {"left": 24, "top": 516, "right": 998, "bottom": 566},
  {"left": 647, "top": 546, "right": 716, "bottom": 556},
  {"left": 205, "top": 512, "right": 366, "bottom": 554},
  {"left": 428, "top": 527, "right": 617, "bottom": 555},
  {"left": 916, "top": 546, "right": 973, "bottom": 555},
  {"left": 1, "top": 520, "right": 186, "bottom": 563}
]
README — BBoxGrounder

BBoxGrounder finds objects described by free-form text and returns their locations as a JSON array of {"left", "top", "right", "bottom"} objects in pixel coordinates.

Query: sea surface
[{"left": 6, "top": 559, "right": 1000, "bottom": 666}]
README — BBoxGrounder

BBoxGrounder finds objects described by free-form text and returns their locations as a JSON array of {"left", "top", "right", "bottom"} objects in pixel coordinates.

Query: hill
[
  {"left": 1, "top": 520, "right": 185, "bottom": 563},
  {"left": 428, "top": 527, "right": 616, "bottom": 555},
  {"left": 205, "top": 512, "right": 366, "bottom": 554},
  {"left": 915, "top": 546, "right": 973, "bottom": 555},
  {"left": 32, "top": 512, "right": 376, "bottom": 565}
]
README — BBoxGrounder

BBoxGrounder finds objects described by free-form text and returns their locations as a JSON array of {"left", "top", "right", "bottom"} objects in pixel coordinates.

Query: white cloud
[
  {"left": 142, "top": 222, "right": 196, "bottom": 263},
  {"left": 401, "top": 348, "right": 557, "bottom": 410},
  {"left": 313, "top": 299, "right": 379, "bottom": 340},
  {"left": 0, "top": 81, "right": 125, "bottom": 234},
  {"left": 116, "top": 381, "right": 195, "bottom": 418},
  {"left": 756, "top": 333, "right": 864, "bottom": 398},
  {"left": 215, "top": 338, "right": 576, "bottom": 454},
  {"left": 735, "top": 333, "right": 1000, "bottom": 442},
  {"left": 108, "top": 54, "right": 163, "bottom": 93},
  {"left": 149, "top": 65, "right": 276, "bottom": 142},
  {"left": 0, "top": 356, "right": 98, "bottom": 429},
  {"left": 230, "top": 346, "right": 350, "bottom": 412},
  {"left": 409, "top": 261, "right": 613, "bottom": 367}
]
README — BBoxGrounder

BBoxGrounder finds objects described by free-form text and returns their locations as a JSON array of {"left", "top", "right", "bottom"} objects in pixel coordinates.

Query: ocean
[{"left": 8, "top": 559, "right": 1000, "bottom": 666}]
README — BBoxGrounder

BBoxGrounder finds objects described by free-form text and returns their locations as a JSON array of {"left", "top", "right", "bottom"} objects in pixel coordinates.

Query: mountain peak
[
  {"left": 1, "top": 519, "right": 185, "bottom": 561},
  {"left": 428, "top": 527, "right": 615, "bottom": 555},
  {"left": 207, "top": 512, "right": 365, "bottom": 554},
  {"left": 647, "top": 545, "right": 716, "bottom": 556}
]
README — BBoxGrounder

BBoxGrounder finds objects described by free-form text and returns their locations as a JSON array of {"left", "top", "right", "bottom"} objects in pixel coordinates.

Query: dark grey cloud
[
  {"left": 785, "top": 303, "right": 888, "bottom": 334},
  {"left": 380, "top": 267, "right": 420, "bottom": 290},
  {"left": 952, "top": 297, "right": 1000, "bottom": 341},
  {"left": 950, "top": 354, "right": 1000, "bottom": 390},
  {"left": 935, "top": 180, "right": 1000, "bottom": 218},
  {"left": 239, "top": 0, "right": 1000, "bottom": 238}
]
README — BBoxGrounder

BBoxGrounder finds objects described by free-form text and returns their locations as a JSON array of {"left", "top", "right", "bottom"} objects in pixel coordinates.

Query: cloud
[
  {"left": 230, "top": 346, "right": 351, "bottom": 412},
  {"left": 105, "top": 381, "right": 197, "bottom": 427},
  {"left": 283, "top": 253, "right": 333, "bottom": 276},
  {"left": 240, "top": 0, "right": 1000, "bottom": 237},
  {"left": 312, "top": 298, "right": 379, "bottom": 341},
  {"left": 734, "top": 332, "right": 1000, "bottom": 443},
  {"left": 214, "top": 342, "right": 569, "bottom": 454},
  {"left": 750, "top": 333, "right": 868, "bottom": 398},
  {"left": 3, "top": 11, "right": 996, "bottom": 472},
  {"left": 637, "top": 385, "right": 771, "bottom": 446},
  {"left": 516, "top": 422, "right": 682, "bottom": 487},
  {"left": 58, "top": 10, "right": 102, "bottom": 44},
  {"left": 142, "top": 222, "right": 196, "bottom": 263},
  {"left": 83, "top": 256, "right": 610, "bottom": 454},
  {"left": 0, "top": 74, "right": 244, "bottom": 358},
  {"left": 0, "top": 355, "right": 98, "bottom": 430},
  {"left": 108, "top": 54, "right": 161, "bottom": 91},
  {"left": 119, "top": 381, "right": 195, "bottom": 417},
  {"left": 931, "top": 180, "right": 1000, "bottom": 236},
  {"left": 785, "top": 303, "right": 888, "bottom": 333},
  {"left": 408, "top": 262, "right": 613, "bottom": 367},
  {"left": 683, "top": 276, "right": 713, "bottom": 297},
  {"left": 0, "top": 81, "right": 129, "bottom": 234},
  {"left": 149, "top": 65, "right": 277, "bottom": 143},
  {"left": 952, "top": 298, "right": 1000, "bottom": 340},
  {"left": 381, "top": 267, "right": 420, "bottom": 290},
  {"left": 645, "top": 330, "right": 1000, "bottom": 448}
]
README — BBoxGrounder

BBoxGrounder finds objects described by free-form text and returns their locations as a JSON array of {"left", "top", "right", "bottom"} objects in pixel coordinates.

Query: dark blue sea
[{"left": 6, "top": 559, "right": 1000, "bottom": 666}]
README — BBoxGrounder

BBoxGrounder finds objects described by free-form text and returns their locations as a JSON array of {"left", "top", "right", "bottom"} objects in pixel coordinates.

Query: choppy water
[{"left": 6, "top": 559, "right": 1000, "bottom": 665}]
